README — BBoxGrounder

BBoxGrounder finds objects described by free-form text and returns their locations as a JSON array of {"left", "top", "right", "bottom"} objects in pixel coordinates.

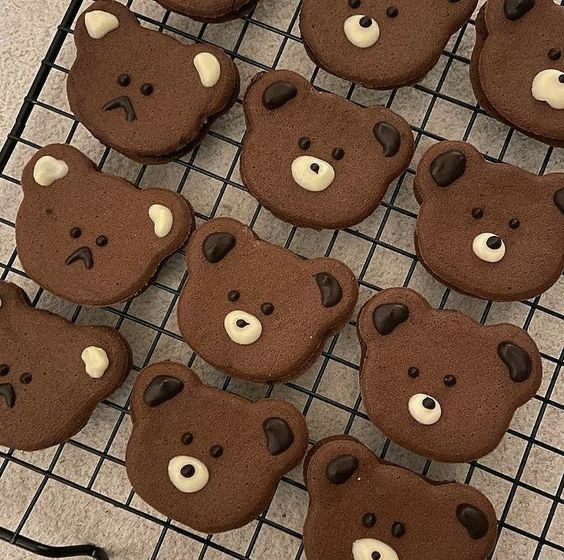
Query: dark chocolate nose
[
  {"left": 180, "top": 464, "right": 196, "bottom": 478},
  {"left": 559, "top": 74, "right": 564, "bottom": 84},
  {"left": 236, "top": 319, "right": 250, "bottom": 328},
  {"left": 486, "top": 236, "right": 502, "bottom": 250},
  {"left": 103, "top": 95, "right": 137, "bottom": 122},
  {"left": 310, "top": 163, "right": 320, "bottom": 174},
  {"left": 65, "top": 246, "right": 94, "bottom": 270},
  {"left": 422, "top": 397, "right": 436, "bottom": 410},
  {"left": 360, "top": 16, "right": 373, "bottom": 28},
  {"left": 0, "top": 383, "right": 16, "bottom": 408},
  {"left": 371, "top": 553, "right": 381, "bottom": 560}
]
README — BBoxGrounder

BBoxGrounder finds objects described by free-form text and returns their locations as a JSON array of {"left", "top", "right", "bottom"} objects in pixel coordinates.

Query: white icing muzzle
[
  {"left": 344, "top": 15, "right": 380, "bottom": 48},
  {"left": 352, "top": 538, "right": 399, "bottom": 560},
  {"left": 472, "top": 233, "right": 506, "bottom": 263},
  {"left": 168, "top": 456, "right": 209, "bottom": 493},
  {"left": 408, "top": 393, "right": 442, "bottom": 425},
  {"left": 148, "top": 204, "right": 173, "bottom": 238},
  {"left": 532, "top": 69, "right": 564, "bottom": 110},
  {"left": 33, "top": 156, "right": 69, "bottom": 186},
  {"left": 84, "top": 10, "right": 120, "bottom": 39},
  {"left": 81, "top": 346, "right": 109, "bottom": 379},
  {"left": 224, "top": 310, "right": 262, "bottom": 345},
  {"left": 291, "top": 156, "right": 335, "bottom": 192}
]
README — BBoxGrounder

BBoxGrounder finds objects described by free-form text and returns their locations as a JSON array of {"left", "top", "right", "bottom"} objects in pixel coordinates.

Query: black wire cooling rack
[{"left": 0, "top": 0, "right": 562, "bottom": 558}]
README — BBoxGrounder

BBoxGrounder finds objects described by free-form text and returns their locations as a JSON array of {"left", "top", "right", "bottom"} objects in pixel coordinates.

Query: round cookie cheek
[
  {"left": 532, "top": 69, "right": 564, "bottom": 110},
  {"left": 408, "top": 393, "right": 442, "bottom": 425},
  {"left": 81, "top": 346, "right": 109, "bottom": 379},
  {"left": 168, "top": 456, "right": 209, "bottom": 493},
  {"left": 224, "top": 310, "right": 263, "bottom": 345},
  {"left": 352, "top": 538, "right": 399, "bottom": 560},
  {"left": 472, "top": 233, "right": 506, "bottom": 263},
  {"left": 343, "top": 15, "right": 380, "bottom": 48},
  {"left": 291, "top": 156, "right": 335, "bottom": 192}
]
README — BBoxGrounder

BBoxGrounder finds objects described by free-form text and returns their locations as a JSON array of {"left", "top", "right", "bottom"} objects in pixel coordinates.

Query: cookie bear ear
[
  {"left": 485, "top": 0, "right": 542, "bottom": 33},
  {"left": 503, "top": 0, "right": 536, "bottom": 21}
]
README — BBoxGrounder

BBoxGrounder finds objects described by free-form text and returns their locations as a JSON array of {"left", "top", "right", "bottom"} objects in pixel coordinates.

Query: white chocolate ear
[
  {"left": 81, "top": 346, "right": 109, "bottom": 379},
  {"left": 33, "top": 156, "right": 69, "bottom": 186},
  {"left": 84, "top": 10, "right": 120, "bottom": 39},
  {"left": 193, "top": 53, "right": 221, "bottom": 88},
  {"left": 149, "top": 204, "right": 173, "bottom": 238}
]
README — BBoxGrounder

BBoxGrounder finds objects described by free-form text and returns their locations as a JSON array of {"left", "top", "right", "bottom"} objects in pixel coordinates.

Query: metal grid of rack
[{"left": 0, "top": 0, "right": 562, "bottom": 558}]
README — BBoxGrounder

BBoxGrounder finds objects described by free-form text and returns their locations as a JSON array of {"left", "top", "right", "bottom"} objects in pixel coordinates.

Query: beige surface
[{"left": 0, "top": 1, "right": 563, "bottom": 559}]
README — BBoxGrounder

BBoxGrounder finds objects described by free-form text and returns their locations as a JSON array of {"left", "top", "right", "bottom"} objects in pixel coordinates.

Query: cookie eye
[
  {"left": 408, "top": 366, "right": 419, "bottom": 379},
  {"left": 181, "top": 432, "right": 193, "bottom": 445},
  {"left": 548, "top": 48, "right": 561, "bottom": 61},
  {"left": 332, "top": 148, "right": 345, "bottom": 160},
  {"left": 261, "top": 303, "right": 274, "bottom": 315},
  {"left": 444, "top": 374, "right": 456, "bottom": 387},
  {"left": 141, "top": 83, "right": 154, "bottom": 96},
  {"left": 386, "top": 6, "right": 399, "bottom": 17},
  {"left": 0, "top": 364, "right": 9, "bottom": 376},
  {"left": 391, "top": 522, "right": 405, "bottom": 538},
  {"left": 298, "top": 137, "right": 311, "bottom": 150},
  {"left": 210, "top": 445, "right": 224, "bottom": 458},
  {"left": 70, "top": 227, "right": 82, "bottom": 239},
  {"left": 118, "top": 74, "right": 131, "bottom": 86},
  {"left": 96, "top": 235, "right": 108, "bottom": 247},
  {"left": 362, "top": 512, "right": 376, "bottom": 528},
  {"left": 228, "top": 290, "right": 240, "bottom": 302},
  {"left": 509, "top": 219, "right": 520, "bottom": 229},
  {"left": 349, "top": 0, "right": 361, "bottom": 8},
  {"left": 20, "top": 372, "right": 32, "bottom": 385},
  {"left": 471, "top": 208, "right": 484, "bottom": 219}
]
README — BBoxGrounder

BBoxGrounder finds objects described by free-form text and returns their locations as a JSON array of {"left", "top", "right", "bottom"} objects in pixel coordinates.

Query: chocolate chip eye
[
  {"left": 0, "top": 364, "right": 9, "bottom": 376},
  {"left": 444, "top": 374, "right": 457, "bottom": 387},
  {"left": 391, "top": 522, "right": 405, "bottom": 538},
  {"left": 332, "top": 148, "right": 345, "bottom": 160},
  {"left": 386, "top": 6, "right": 399, "bottom": 17},
  {"left": 349, "top": 0, "right": 361, "bottom": 8},
  {"left": 118, "top": 74, "right": 131, "bottom": 86},
  {"left": 181, "top": 432, "right": 193, "bottom": 445},
  {"left": 141, "top": 83, "right": 154, "bottom": 96},
  {"left": 362, "top": 512, "right": 376, "bottom": 528},
  {"left": 96, "top": 235, "right": 108, "bottom": 247},
  {"left": 471, "top": 208, "right": 484, "bottom": 219},
  {"left": 298, "top": 137, "right": 311, "bottom": 150},
  {"left": 261, "top": 303, "right": 274, "bottom": 315},
  {"left": 228, "top": 290, "right": 240, "bottom": 302},
  {"left": 210, "top": 445, "right": 223, "bottom": 458},
  {"left": 20, "top": 372, "right": 32, "bottom": 385},
  {"left": 70, "top": 227, "right": 82, "bottom": 239},
  {"left": 548, "top": 48, "right": 561, "bottom": 61},
  {"left": 509, "top": 219, "right": 520, "bottom": 229},
  {"left": 408, "top": 367, "right": 419, "bottom": 379}
]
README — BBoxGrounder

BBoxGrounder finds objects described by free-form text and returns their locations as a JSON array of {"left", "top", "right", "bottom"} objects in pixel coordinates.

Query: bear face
[
  {"left": 303, "top": 436, "right": 497, "bottom": 560},
  {"left": 241, "top": 70, "right": 414, "bottom": 229},
  {"left": 16, "top": 144, "right": 194, "bottom": 306},
  {"left": 155, "top": 0, "right": 260, "bottom": 22},
  {"left": 126, "top": 362, "right": 308, "bottom": 533},
  {"left": 470, "top": 0, "right": 564, "bottom": 145},
  {"left": 357, "top": 288, "right": 543, "bottom": 463},
  {"left": 414, "top": 141, "right": 564, "bottom": 301},
  {"left": 299, "top": 0, "right": 478, "bottom": 89},
  {"left": 67, "top": 0, "right": 240, "bottom": 162},
  {"left": 0, "top": 281, "right": 131, "bottom": 451},
  {"left": 177, "top": 218, "right": 358, "bottom": 382}
]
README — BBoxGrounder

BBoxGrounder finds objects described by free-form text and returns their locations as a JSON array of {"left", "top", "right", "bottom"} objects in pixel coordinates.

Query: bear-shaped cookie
[
  {"left": 126, "top": 361, "right": 308, "bottom": 533},
  {"left": 414, "top": 141, "right": 564, "bottom": 301},
  {"left": 155, "top": 0, "right": 260, "bottom": 22},
  {"left": 470, "top": 0, "right": 564, "bottom": 146},
  {"left": 0, "top": 281, "right": 131, "bottom": 451},
  {"left": 357, "top": 288, "right": 543, "bottom": 463},
  {"left": 67, "top": 0, "right": 240, "bottom": 163},
  {"left": 177, "top": 218, "right": 358, "bottom": 382},
  {"left": 16, "top": 144, "right": 194, "bottom": 306},
  {"left": 303, "top": 436, "right": 497, "bottom": 560},
  {"left": 241, "top": 70, "right": 414, "bottom": 229},
  {"left": 300, "top": 0, "right": 478, "bottom": 89}
]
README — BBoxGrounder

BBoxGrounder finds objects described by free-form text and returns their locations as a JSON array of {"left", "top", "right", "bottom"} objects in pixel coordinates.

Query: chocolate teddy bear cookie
[
  {"left": 67, "top": 0, "right": 240, "bottom": 163},
  {"left": 0, "top": 281, "right": 131, "bottom": 451},
  {"left": 155, "top": 0, "right": 261, "bottom": 22},
  {"left": 126, "top": 362, "right": 308, "bottom": 533},
  {"left": 357, "top": 288, "right": 542, "bottom": 463},
  {"left": 299, "top": 0, "right": 478, "bottom": 89},
  {"left": 414, "top": 141, "right": 564, "bottom": 301},
  {"left": 241, "top": 70, "right": 414, "bottom": 229},
  {"left": 470, "top": 0, "right": 564, "bottom": 146},
  {"left": 303, "top": 436, "right": 497, "bottom": 560},
  {"left": 177, "top": 218, "right": 358, "bottom": 382},
  {"left": 17, "top": 144, "right": 194, "bottom": 306}
]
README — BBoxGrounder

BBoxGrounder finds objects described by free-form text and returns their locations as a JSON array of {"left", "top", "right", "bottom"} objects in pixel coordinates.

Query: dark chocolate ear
[
  {"left": 497, "top": 342, "right": 532, "bottom": 382},
  {"left": 372, "top": 303, "right": 409, "bottom": 335},
  {"left": 202, "top": 232, "right": 236, "bottom": 263},
  {"left": 373, "top": 122, "right": 401, "bottom": 157},
  {"left": 143, "top": 375, "right": 184, "bottom": 407},
  {"left": 430, "top": 150, "right": 467, "bottom": 187},
  {"left": 554, "top": 188, "right": 564, "bottom": 213},
  {"left": 504, "top": 0, "right": 535, "bottom": 20},
  {"left": 262, "top": 81, "right": 298, "bottom": 110},
  {"left": 315, "top": 273, "right": 343, "bottom": 308},
  {"left": 263, "top": 418, "right": 294, "bottom": 456},
  {"left": 456, "top": 504, "right": 490, "bottom": 540},
  {"left": 326, "top": 455, "right": 359, "bottom": 484}
]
